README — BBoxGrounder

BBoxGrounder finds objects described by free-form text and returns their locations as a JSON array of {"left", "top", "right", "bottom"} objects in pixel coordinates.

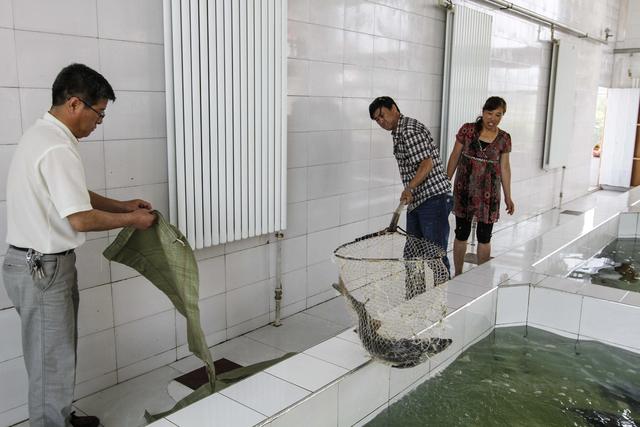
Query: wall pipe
[
  {"left": 273, "top": 232, "right": 284, "bottom": 327},
  {"left": 162, "top": 0, "right": 177, "bottom": 223},
  {"left": 441, "top": 0, "right": 608, "bottom": 45}
]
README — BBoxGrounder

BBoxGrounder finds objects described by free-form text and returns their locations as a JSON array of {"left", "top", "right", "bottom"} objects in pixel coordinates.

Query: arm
[
  {"left": 446, "top": 142, "right": 464, "bottom": 179},
  {"left": 89, "top": 191, "right": 152, "bottom": 213},
  {"left": 401, "top": 158, "right": 433, "bottom": 205},
  {"left": 500, "top": 153, "right": 514, "bottom": 215},
  {"left": 67, "top": 208, "right": 156, "bottom": 232}
]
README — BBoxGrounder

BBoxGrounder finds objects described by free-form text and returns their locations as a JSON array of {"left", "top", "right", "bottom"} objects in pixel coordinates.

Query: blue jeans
[{"left": 406, "top": 192, "right": 453, "bottom": 276}]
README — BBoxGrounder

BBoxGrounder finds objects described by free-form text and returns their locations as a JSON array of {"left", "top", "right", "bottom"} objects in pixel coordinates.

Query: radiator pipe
[
  {"left": 440, "top": 0, "right": 608, "bottom": 45},
  {"left": 558, "top": 166, "right": 566, "bottom": 211},
  {"left": 273, "top": 231, "right": 284, "bottom": 327}
]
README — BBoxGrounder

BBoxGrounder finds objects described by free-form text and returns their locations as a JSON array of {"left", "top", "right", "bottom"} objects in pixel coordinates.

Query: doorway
[{"left": 589, "top": 87, "right": 608, "bottom": 191}]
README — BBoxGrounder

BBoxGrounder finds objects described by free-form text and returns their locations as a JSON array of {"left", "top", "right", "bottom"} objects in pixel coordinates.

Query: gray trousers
[{"left": 2, "top": 247, "right": 78, "bottom": 427}]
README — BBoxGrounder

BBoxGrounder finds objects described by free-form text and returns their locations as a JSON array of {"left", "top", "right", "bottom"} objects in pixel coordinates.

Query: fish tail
[{"left": 332, "top": 276, "right": 348, "bottom": 295}]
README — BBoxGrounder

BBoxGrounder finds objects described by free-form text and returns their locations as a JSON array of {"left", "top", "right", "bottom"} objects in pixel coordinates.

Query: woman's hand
[{"left": 505, "top": 197, "right": 515, "bottom": 215}]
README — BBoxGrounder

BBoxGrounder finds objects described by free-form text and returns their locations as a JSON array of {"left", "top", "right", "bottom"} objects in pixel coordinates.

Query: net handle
[{"left": 387, "top": 202, "right": 404, "bottom": 232}]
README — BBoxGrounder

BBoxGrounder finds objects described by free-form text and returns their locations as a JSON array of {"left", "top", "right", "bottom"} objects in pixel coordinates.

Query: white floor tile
[
  {"left": 621, "top": 291, "right": 640, "bottom": 307},
  {"left": 268, "top": 384, "right": 339, "bottom": 427},
  {"left": 220, "top": 372, "right": 310, "bottom": 417},
  {"left": 266, "top": 353, "right": 348, "bottom": 391},
  {"left": 577, "top": 283, "right": 628, "bottom": 302},
  {"left": 210, "top": 336, "right": 287, "bottom": 367},
  {"left": 444, "top": 290, "right": 473, "bottom": 311},
  {"left": 245, "top": 313, "right": 346, "bottom": 353},
  {"left": 167, "top": 392, "right": 265, "bottom": 427},
  {"left": 303, "top": 337, "right": 370, "bottom": 370},
  {"left": 74, "top": 366, "right": 181, "bottom": 427},
  {"left": 304, "top": 296, "right": 355, "bottom": 328},
  {"left": 147, "top": 419, "right": 178, "bottom": 427}
]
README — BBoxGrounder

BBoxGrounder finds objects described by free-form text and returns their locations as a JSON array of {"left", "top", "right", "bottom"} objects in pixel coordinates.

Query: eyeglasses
[{"left": 77, "top": 98, "right": 105, "bottom": 120}]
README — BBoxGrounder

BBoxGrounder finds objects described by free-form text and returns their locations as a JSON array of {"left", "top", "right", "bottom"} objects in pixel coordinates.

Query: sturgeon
[{"left": 333, "top": 278, "right": 451, "bottom": 368}]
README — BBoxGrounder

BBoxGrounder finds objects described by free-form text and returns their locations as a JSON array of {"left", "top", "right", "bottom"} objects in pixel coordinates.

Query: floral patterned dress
[{"left": 453, "top": 123, "right": 512, "bottom": 224}]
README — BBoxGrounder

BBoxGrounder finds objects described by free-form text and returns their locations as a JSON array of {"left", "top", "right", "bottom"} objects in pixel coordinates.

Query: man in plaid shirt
[{"left": 369, "top": 96, "right": 453, "bottom": 274}]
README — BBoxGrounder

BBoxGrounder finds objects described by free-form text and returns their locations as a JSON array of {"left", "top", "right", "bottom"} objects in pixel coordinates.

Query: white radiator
[
  {"left": 441, "top": 5, "right": 492, "bottom": 161},
  {"left": 163, "top": 0, "right": 287, "bottom": 248}
]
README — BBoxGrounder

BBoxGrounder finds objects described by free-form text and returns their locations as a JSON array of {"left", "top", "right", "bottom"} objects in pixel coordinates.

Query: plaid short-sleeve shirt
[{"left": 392, "top": 115, "right": 451, "bottom": 211}]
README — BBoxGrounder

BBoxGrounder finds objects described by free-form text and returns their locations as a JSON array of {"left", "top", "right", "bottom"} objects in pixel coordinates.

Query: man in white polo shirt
[{"left": 2, "top": 64, "right": 156, "bottom": 427}]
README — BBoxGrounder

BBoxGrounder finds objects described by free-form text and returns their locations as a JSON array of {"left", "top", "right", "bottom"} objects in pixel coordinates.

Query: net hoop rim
[{"left": 333, "top": 228, "right": 446, "bottom": 262}]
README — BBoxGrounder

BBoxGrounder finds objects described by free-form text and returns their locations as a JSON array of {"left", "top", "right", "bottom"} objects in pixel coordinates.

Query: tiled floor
[{"left": 10, "top": 189, "right": 635, "bottom": 427}]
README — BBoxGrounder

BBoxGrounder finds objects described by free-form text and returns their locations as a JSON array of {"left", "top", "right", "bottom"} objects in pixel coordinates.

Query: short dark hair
[
  {"left": 369, "top": 96, "right": 399, "bottom": 119},
  {"left": 51, "top": 63, "right": 116, "bottom": 106}
]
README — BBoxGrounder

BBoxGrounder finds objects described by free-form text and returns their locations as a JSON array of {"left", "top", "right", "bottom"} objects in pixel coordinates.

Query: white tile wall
[
  {"left": 12, "top": 0, "right": 98, "bottom": 37},
  {"left": 112, "top": 275, "right": 173, "bottom": 326},
  {"left": 76, "top": 329, "right": 117, "bottom": 384},
  {"left": 0, "top": 0, "right": 12, "bottom": 29},
  {"left": 337, "top": 362, "right": 390, "bottom": 427},
  {"left": 77, "top": 284, "right": 113, "bottom": 337},
  {"left": 96, "top": 0, "right": 164, "bottom": 44},
  {"left": 15, "top": 30, "right": 100, "bottom": 88},
  {"left": 197, "top": 256, "right": 226, "bottom": 299},
  {"left": 580, "top": 297, "right": 640, "bottom": 351},
  {"left": 268, "top": 384, "right": 339, "bottom": 427},
  {"left": 0, "top": 145, "right": 15, "bottom": 200},
  {"left": 99, "top": 40, "right": 165, "bottom": 91},
  {"left": 0, "top": 88, "right": 21, "bottom": 144},
  {"left": 102, "top": 91, "right": 166, "bottom": 140},
  {"left": 104, "top": 139, "right": 168, "bottom": 188},
  {"left": 0, "top": 308, "right": 21, "bottom": 362},
  {"left": 528, "top": 287, "right": 583, "bottom": 337},
  {"left": 0, "top": 28, "right": 18, "bottom": 86},
  {"left": 225, "top": 245, "right": 270, "bottom": 290},
  {"left": 115, "top": 309, "right": 175, "bottom": 368},
  {"left": 226, "top": 279, "right": 270, "bottom": 327},
  {"left": 618, "top": 212, "right": 638, "bottom": 237},
  {"left": 496, "top": 285, "right": 529, "bottom": 326}
]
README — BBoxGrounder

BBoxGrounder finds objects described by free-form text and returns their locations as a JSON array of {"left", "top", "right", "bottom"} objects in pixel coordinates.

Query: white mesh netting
[{"left": 333, "top": 230, "right": 452, "bottom": 368}]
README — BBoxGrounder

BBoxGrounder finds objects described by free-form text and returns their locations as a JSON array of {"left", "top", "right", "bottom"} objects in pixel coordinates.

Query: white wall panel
[
  {"left": 441, "top": 5, "right": 492, "bottom": 160},
  {"left": 165, "top": 0, "right": 287, "bottom": 248},
  {"left": 543, "top": 40, "right": 577, "bottom": 170},
  {"left": 600, "top": 88, "right": 640, "bottom": 187}
]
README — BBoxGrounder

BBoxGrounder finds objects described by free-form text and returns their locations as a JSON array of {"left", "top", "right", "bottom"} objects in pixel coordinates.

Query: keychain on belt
[{"left": 26, "top": 249, "right": 45, "bottom": 279}]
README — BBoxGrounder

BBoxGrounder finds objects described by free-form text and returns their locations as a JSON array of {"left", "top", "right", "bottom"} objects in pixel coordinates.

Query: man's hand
[
  {"left": 505, "top": 197, "right": 515, "bottom": 215},
  {"left": 400, "top": 188, "right": 413, "bottom": 205},
  {"left": 130, "top": 209, "right": 156, "bottom": 230},
  {"left": 122, "top": 199, "right": 153, "bottom": 212}
]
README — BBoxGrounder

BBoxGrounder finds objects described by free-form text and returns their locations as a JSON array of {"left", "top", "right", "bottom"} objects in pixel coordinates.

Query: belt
[{"left": 9, "top": 245, "right": 74, "bottom": 256}]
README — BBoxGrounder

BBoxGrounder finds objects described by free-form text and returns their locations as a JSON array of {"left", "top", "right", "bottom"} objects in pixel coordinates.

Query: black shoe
[{"left": 69, "top": 411, "right": 100, "bottom": 427}]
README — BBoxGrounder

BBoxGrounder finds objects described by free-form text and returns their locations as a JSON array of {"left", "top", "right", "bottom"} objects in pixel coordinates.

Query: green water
[
  {"left": 367, "top": 327, "right": 640, "bottom": 427},
  {"left": 570, "top": 238, "right": 640, "bottom": 292}
]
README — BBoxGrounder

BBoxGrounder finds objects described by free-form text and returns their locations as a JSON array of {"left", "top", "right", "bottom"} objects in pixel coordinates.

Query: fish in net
[{"left": 333, "top": 204, "right": 452, "bottom": 368}]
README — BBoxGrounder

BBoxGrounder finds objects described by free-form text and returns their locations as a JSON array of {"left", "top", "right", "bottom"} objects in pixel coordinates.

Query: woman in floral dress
[{"left": 446, "top": 96, "right": 515, "bottom": 276}]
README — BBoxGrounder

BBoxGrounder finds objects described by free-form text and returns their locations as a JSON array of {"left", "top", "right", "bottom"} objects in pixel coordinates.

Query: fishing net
[{"left": 333, "top": 224, "right": 452, "bottom": 368}]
